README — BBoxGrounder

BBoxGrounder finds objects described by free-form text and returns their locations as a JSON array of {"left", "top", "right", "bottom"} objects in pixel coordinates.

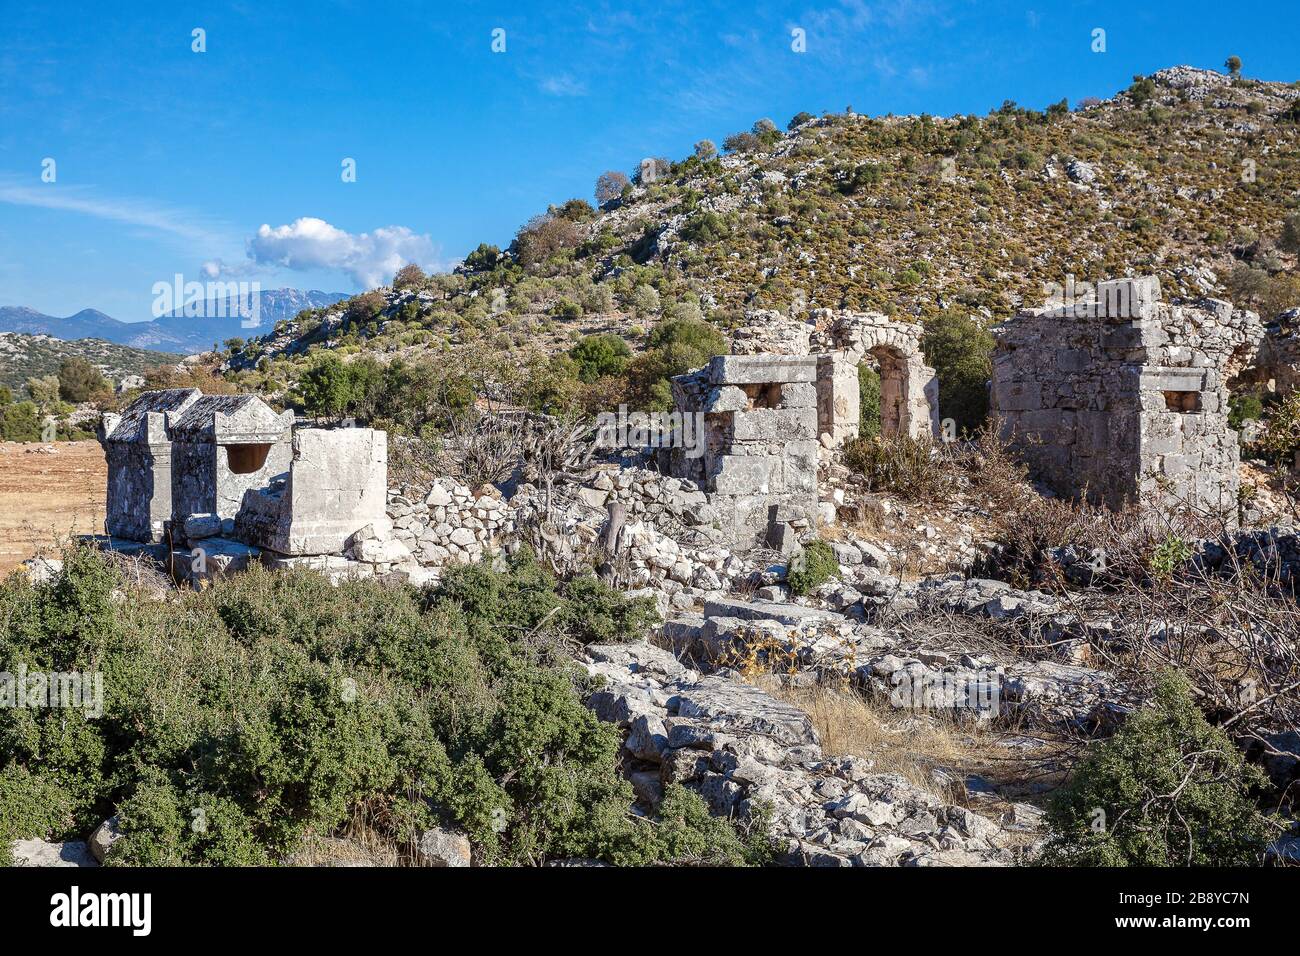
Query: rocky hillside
[
  {"left": 0, "top": 332, "right": 181, "bottom": 392},
  {"left": 223, "top": 65, "right": 1300, "bottom": 402}
]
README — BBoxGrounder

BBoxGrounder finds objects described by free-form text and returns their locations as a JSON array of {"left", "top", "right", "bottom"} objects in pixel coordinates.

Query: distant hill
[
  {"left": 225, "top": 65, "right": 1300, "bottom": 403},
  {"left": 0, "top": 332, "right": 183, "bottom": 393},
  {"left": 0, "top": 289, "right": 348, "bottom": 354}
]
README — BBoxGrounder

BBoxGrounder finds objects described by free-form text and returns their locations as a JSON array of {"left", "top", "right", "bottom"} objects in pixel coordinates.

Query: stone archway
[{"left": 811, "top": 310, "right": 940, "bottom": 445}]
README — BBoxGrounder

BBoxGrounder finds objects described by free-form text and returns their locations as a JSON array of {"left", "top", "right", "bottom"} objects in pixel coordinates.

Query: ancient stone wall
[
  {"left": 991, "top": 277, "right": 1264, "bottom": 511},
  {"left": 810, "top": 309, "right": 940, "bottom": 443}
]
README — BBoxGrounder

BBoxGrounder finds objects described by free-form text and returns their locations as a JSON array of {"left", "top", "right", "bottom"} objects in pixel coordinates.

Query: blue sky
[{"left": 1, "top": 0, "right": 1296, "bottom": 321}]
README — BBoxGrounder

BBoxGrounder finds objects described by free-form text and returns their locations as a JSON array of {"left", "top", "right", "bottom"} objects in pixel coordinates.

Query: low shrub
[
  {"left": 787, "top": 540, "right": 838, "bottom": 596},
  {"left": 1038, "top": 671, "right": 1274, "bottom": 866},
  {"left": 842, "top": 435, "right": 957, "bottom": 500},
  {"left": 0, "top": 545, "right": 763, "bottom": 867}
]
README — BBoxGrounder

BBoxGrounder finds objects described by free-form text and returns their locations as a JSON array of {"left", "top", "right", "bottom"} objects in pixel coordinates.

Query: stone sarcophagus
[
  {"left": 166, "top": 394, "right": 295, "bottom": 526},
  {"left": 98, "top": 388, "right": 203, "bottom": 542},
  {"left": 235, "top": 428, "right": 390, "bottom": 555},
  {"left": 99, "top": 389, "right": 292, "bottom": 543}
]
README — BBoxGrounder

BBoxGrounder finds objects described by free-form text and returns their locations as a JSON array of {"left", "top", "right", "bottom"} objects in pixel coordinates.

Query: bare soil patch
[{"left": 0, "top": 440, "right": 106, "bottom": 575}]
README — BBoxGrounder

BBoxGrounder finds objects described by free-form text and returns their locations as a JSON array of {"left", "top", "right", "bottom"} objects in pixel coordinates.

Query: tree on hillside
[
  {"left": 1225, "top": 55, "right": 1243, "bottom": 77},
  {"left": 393, "top": 263, "right": 426, "bottom": 290},
  {"left": 463, "top": 243, "right": 502, "bottom": 272},
  {"left": 345, "top": 290, "right": 386, "bottom": 324},
  {"left": 693, "top": 139, "right": 717, "bottom": 161},
  {"left": 722, "top": 131, "right": 760, "bottom": 154},
  {"left": 595, "top": 170, "right": 631, "bottom": 204},
  {"left": 513, "top": 213, "right": 582, "bottom": 267},
  {"left": 57, "top": 357, "right": 109, "bottom": 403},
  {"left": 1279, "top": 212, "right": 1300, "bottom": 255},
  {"left": 296, "top": 353, "right": 356, "bottom": 418},
  {"left": 25, "top": 374, "right": 60, "bottom": 407},
  {"left": 554, "top": 198, "right": 596, "bottom": 222}
]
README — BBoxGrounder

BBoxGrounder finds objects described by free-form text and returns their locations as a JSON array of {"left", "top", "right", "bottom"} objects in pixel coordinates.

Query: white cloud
[
  {"left": 539, "top": 74, "right": 587, "bottom": 97},
  {"left": 214, "top": 216, "right": 443, "bottom": 289},
  {"left": 0, "top": 174, "right": 229, "bottom": 246}
]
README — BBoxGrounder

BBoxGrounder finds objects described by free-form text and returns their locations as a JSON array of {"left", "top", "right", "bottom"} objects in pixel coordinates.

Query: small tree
[
  {"left": 513, "top": 214, "right": 581, "bottom": 266},
  {"left": 595, "top": 170, "right": 631, "bottom": 204},
  {"left": 1225, "top": 55, "right": 1243, "bottom": 77},
  {"left": 1039, "top": 671, "right": 1273, "bottom": 866},
  {"left": 345, "top": 290, "right": 386, "bottom": 324},
  {"left": 0, "top": 400, "right": 40, "bottom": 441},
  {"left": 787, "top": 112, "right": 814, "bottom": 130},
  {"left": 693, "top": 139, "right": 717, "bottom": 161},
  {"left": 57, "top": 357, "right": 108, "bottom": 403},
  {"left": 722, "top": 131, "right": 760, "bottom": 154},
  {"left": 463, "top": 243, "right": 502, "bottom": 272},
  {"left": 1279, "top": 212, "right": 1300, "bottom": 255},
  {"left": 392, "top": 263, "right": 426, "bottom": 290},
  {"left": 296, "top": 354, "right": 356, "bottom": 418},
  {"left": 631, "top": 284, "right": 661, "bottom": 318},
  {"left": 920, "top": 311, "right": 994, "bottom": 435},
  {"left": 25, "top": 374, "right": 61, "bottom": 407}
]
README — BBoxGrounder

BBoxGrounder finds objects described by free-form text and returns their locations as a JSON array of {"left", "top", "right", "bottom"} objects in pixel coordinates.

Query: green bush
[
  {"left": 920, "top": 310, "right": 994, "bottom": 436},
  {"left": 858, "top": 365, "right": 881, "bottom": 440},
  {"left": 1038, "top": 671, "right": 1273, "bottom": 866},
  {"left": 0, "top": 545, "right": 767, "bottom": 866},
  {"left": 569, "top": 334, "right": 631, "bottom": 383},
  {"left": 0, "top": 400, "right": 41, "bottom": 442},
  {"left": 1228, "top": 390, "right": 1264, "bottom": 430},
  {"left": 787, "top": 540, "right": 838, "bottom": 596},
  {"left": 628, "top": 319, "right": 728, "bottom": 410}
]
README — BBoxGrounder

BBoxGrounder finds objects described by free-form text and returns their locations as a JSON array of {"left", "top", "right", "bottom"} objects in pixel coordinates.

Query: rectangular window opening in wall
[
  {"left": 225, "top": 442, "right": 273, "bottom": 474},
  {"left": 1163, "top": 390, "right": 1202, "bottom": 413}
]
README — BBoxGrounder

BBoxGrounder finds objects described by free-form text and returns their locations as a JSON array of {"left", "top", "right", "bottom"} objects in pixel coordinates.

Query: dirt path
[{"left": 0, "top": 441, "right": 106, "bottom": 575}]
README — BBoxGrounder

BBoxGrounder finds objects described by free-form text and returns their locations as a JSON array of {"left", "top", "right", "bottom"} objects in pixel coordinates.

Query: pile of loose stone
[{"left": 582, "top": 640, "right": 1034, "bottom": 866}]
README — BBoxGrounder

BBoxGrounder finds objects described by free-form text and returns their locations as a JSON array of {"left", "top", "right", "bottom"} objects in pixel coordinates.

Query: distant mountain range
[{"left": 0, "top": 289, "right": 348, "bottom": 354}]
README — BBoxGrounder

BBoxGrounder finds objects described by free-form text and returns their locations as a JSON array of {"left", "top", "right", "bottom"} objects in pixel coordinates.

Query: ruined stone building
[
  {"left": 667, "top": 311, "right": 940, "bottom": 544},
  {"left": 991, "top": 277, "right": 1264, "bottom": 511}
]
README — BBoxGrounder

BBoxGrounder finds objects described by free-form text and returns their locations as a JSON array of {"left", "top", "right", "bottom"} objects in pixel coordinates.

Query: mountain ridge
[{"left": 0, "top": 289, "right": 349, "bottom": 354}]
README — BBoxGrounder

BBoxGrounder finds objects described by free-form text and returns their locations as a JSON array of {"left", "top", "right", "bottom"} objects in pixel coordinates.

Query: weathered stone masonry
[
  {"left": 666, "top": 312, "right": 940, "bottom": 545},
  {"left": 991, "top": 277, "right": 1264, "bottom": 511}
]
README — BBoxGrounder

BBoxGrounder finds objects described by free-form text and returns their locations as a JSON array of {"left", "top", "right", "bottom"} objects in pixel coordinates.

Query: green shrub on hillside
[
  {"left": 630, "top": 319, "right": 728, "bottom": 409},
  {"left": 0, "top": 545, "right": 767, "bottom": 866},
  {"left": 787, "top": 540, "right": 838, "bottom": 596},
  {"left": 1038, "top": 671, "right": 1273, "bottom": 867},
  {"left": 569, "top": 334, "right": 631, "bottom": 383}
]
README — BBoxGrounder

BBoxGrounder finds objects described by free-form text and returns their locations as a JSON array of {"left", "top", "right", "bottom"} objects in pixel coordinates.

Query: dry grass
[
  {"left": 759, "top": 677, "right": 1072, "bottom": 820},
  {"left": 287, "top": 807, "right": 405, "bottom": 867}
]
